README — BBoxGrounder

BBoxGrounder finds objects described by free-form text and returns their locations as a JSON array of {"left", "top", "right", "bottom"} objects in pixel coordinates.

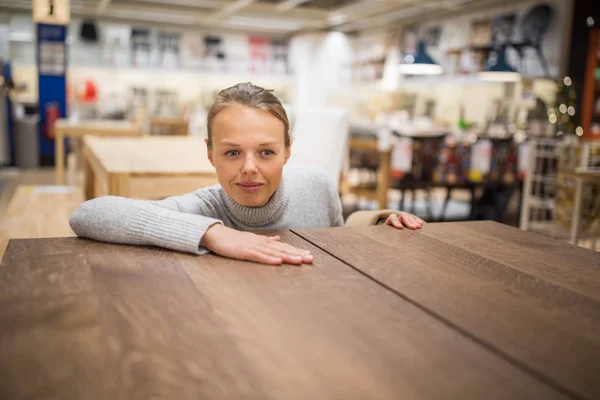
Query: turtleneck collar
[{"left": 221, "top": 179, "right": 288, "bottom": 227}]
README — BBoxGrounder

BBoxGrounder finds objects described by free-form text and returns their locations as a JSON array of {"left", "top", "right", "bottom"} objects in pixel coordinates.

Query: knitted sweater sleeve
[{"left": 69, "top": 189, "right": 224, "bottom": 255}]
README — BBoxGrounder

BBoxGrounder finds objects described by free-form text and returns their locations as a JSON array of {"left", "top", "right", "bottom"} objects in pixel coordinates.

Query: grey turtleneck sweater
[{"left": 69, "top": 165, "right": 344, "bottom": 255}]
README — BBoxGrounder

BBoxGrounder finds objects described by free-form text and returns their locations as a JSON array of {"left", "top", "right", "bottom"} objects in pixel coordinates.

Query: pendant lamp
[
  {"left": 398, "top": 40, "right": 443, "bottom": 75},
  {"left": 478, "top": 47, "right": 521, "bottom": 82}
]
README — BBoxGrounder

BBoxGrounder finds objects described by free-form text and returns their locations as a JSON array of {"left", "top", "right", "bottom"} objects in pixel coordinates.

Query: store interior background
[{"left": 0, "top": 0, "right": 599, "bottom": 255}]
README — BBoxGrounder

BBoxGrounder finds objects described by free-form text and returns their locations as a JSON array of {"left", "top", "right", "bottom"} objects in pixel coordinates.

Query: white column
[{"left": 289, "top": 32, "right": 353, "bottom": 112}]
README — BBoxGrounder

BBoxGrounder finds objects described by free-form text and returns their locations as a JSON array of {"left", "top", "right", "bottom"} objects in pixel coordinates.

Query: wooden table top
[
  {"left": 1, "top": 221, "right": 598, "bottom": 400},
  {"left": 149, "top": 116, "right": 188, "bottom": 125},
  {"left": 83, "top": 136, "right": 216, "bottom": 174},
  {"left": 54, "top": 119, "right": 141, "bottom": 136}
]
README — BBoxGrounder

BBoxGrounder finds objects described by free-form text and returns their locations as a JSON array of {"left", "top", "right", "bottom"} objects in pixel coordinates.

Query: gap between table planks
[
  {"left": 291, "top": 222, "right": 600, "bottom": 400},
  {"left": 0, "top": 232, "right": 569, "bottom": 400}
]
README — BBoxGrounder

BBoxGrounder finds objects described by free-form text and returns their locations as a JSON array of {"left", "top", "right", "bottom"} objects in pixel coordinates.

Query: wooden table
[
  {"left": 1, "top": 221, "right": 598, "bottom": 400},
  {"left": 54, "top": 119, "right": 143, "bottom": 185},
  {"left": 82, "top": 136, "right": 218, "bottom": 200},
  {"left": 149, "top": 115, "right": 189, "bottom": 136},
  {"left": 0, "top": 185, "right": 81, "bottom": 258}
]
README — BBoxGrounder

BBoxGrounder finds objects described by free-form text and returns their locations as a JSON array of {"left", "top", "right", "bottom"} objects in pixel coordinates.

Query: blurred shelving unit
[
  {"left": 520, "top": 138, "right": 600, "bottom": 248},
  {"left": 520, "top": 138, "right": 559, "bottom": 233},
  {"left": 341, "top": 137, "right": 391, "bottom": 211}
]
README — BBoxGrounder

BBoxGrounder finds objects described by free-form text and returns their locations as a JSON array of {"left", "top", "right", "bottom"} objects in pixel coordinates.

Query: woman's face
[{"left": 207, "top": 105, "right": 290, "bottom": 207}]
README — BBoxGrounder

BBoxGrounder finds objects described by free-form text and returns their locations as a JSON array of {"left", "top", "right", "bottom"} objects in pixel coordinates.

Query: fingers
[
  {"left": 386, "top": 213, "right": 425, "bottom": 230},
  {"left": 268, "top": 242, "right": 314, "bottom": 265},
  {"left": 402, "top": 213, "right": 425, "bottom": 229},
  {"left": 278, "top": 243, "right": 313, "bottom": 263},
  {"left": 253, "top": 238, "right": 314, "bottom": 265},
  {"left": 245, "top": 249, "right": 283, "bottom": 266},
  {"left": 408, "top": 214, "right": 425, "bottom": 229},
  {"left": 386, "top": 213, "right": 403, "bottom": 229}
]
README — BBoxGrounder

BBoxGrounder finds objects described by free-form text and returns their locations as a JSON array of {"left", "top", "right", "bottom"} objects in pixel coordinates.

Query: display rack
[
  {"left": 520, "top": 138, "right": 600, "bottom": 247},
  {"left": 519, "top": 138, "right": 559, "bottom": 233}
]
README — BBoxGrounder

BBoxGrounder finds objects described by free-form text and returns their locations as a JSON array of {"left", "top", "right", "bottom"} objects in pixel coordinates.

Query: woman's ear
[
  {"left": 284, "top": 138, "right": 293, "bottom": 164},
  {"left": 205, "top": 138, "right": 214, "bottom": 166}
]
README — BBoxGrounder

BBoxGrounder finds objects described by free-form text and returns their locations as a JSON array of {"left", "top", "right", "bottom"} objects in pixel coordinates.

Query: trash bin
[{"left": 13, "top": 103, "right": 39, "bottom": 169}]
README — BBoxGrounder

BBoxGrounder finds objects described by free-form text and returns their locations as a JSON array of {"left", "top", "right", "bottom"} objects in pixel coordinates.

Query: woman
[{"left": 70, "top": 82, "right": 424, "bottom": 265}]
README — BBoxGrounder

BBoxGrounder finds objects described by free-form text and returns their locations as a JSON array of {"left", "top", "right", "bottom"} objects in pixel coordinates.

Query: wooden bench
[{"left": 0, "top": 185, "right": 83, "bottom": 260}]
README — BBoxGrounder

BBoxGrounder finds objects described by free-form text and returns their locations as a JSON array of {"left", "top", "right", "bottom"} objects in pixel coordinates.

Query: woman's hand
[
  {"left": 385, "top": 212, "right": 424, "bottom": 230},
  {"left": 201, "top": 224, "right": 314, "bottom": 266}
]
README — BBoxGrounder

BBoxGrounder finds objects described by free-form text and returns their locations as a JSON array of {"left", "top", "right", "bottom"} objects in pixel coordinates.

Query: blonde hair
[{"left": 206, "top": 82, "right": 290, "bottom": 148}]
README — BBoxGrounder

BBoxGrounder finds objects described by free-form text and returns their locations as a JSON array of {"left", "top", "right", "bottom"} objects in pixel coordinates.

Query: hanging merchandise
[
  {"left": 130, "top": 28, "right": 152, "bottom": 67},
  {"left": 79, "top": 19, "right": 99, "bottom": 43},
  {"left": 271, "top": 39, "right": 288, "bottom": 74},
  {"left": 181, "top": 31, "right": 204, "bottom": 69},
  {"left": 157, "top": 31, "right": 181, "bottom": 68},
  {"left": 103, "top": 25, "right": 130, "bottom": 67},
  {"left": 391, "top": 136, "right": 413, "bottom": 179},
  {"left": 469, "top": 139, "right": 492, "bottom": 182},
  {"left": 249, "top": 36, "right": 269, "bottom": 74},
  {"left": 204, "top": 36, "right": 225, "bottom": 72}
]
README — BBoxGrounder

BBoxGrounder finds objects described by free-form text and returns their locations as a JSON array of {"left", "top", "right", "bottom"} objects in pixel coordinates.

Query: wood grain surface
[
  {"left": 0, "top": 238, "right": 118, "bottom": 399},
  {"left": 0, "top": 232, "right": 571, "bottom": 400},
  {"left": 292, "top": 223, "right": 600, "bottom": 400}
]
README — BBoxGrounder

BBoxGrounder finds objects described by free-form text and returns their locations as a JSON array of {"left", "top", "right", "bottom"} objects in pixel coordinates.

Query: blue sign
[{"left": 37, "top": 23, "right": 67, "bottom": 165}]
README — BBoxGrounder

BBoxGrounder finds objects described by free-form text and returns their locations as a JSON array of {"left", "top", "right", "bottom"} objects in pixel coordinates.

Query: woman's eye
[
  {"left": 225, "top": 150, "right": 240, "bottom": 157},
  {"left": 260, "top": 150, "right": 274, "bottom": 156}
]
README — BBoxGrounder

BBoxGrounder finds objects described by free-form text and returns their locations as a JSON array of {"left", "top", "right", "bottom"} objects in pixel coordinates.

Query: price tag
[
  {"left": 518, "top": 142, "right": 530, "bottom": 178},
  {"left": 392, "top": 137, "right": 413, "bottom": 172},
  {"left": 377, "top": 127, "right": 392, "bottom": 151},
  {"left": 470, "top": 139, "right": 492, "bottom": 178}
]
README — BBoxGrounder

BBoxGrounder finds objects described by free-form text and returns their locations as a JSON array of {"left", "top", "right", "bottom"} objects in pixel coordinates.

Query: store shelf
[
  {"left": 11, "top": 62, "right": 296, "bottom": 83},
  {"left": 344, "top": 186, "right": 378, "bottom": 200},
  {"left": 531, "top": 174, "right": 557, "bottom": 183},
  {"left": 526, "top": 196, "right": 555, "bottom": 210},
  {"left": 528, "top": 221, "right": 600, "bottom": 241}
]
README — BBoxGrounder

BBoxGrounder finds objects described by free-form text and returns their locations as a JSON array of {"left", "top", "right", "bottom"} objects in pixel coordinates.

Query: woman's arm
[
  {"left": 69, "top": 192, "right": 222, "bottom": 255},
  {"left": 70, "top": 191, "right": 315, "bottom": 264}
]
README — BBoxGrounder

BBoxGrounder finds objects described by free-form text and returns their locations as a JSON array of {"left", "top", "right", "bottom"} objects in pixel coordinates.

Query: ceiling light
[
  {"left": 398, "top": 41, "right": 443, "bottom": 75},
  {"left": 478, "top": 48, "right": 521, "bottom": 82}
]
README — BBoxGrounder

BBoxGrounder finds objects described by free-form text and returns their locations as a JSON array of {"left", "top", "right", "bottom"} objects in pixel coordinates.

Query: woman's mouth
[{"left": 236, "top": 182, "right": 264, "bottom": 193}]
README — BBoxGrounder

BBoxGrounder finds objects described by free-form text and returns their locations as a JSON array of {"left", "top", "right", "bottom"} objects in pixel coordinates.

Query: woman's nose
[{"left": 241, "top": 155, "right": 258, "bottom": 175}]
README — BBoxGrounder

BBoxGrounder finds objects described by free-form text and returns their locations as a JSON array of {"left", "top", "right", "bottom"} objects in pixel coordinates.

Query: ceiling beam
[
  {"left": 328, "top": 0, "right": 418, "bottom": 29},
  {"left": 203, "top": 0, "right": 257, "bottom": 23},
  {"left": 125, "top": 0, "right": 222, "bottom": 8},
  {"left": 342, "top": 0, "right": 524, "bottom": 34},
  {"left": 105, "top": 3, "right": 211, "bottom": 19},
  {"left": 276, "top": 0, "right": 312, "bottom": 13},
  {"left": 96, "top": 0, "right": 112, "bottom": 13}
]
